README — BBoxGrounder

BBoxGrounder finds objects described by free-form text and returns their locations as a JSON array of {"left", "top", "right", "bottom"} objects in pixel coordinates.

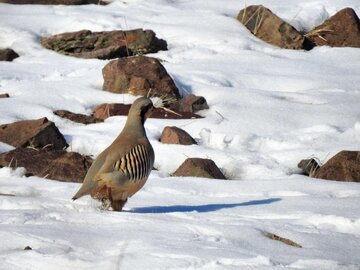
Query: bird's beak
[{"left": 144, "top": 106, "right": 155, "bottom": 119}]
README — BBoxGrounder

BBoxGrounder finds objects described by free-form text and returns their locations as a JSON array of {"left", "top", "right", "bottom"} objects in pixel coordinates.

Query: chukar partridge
[{"left": 72, "top": 97, "right": 155, "bottom": 211}]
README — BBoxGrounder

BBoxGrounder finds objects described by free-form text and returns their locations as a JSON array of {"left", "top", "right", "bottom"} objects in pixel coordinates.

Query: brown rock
[
  {"left": 41, "top": 29, "right": 167, "bottom": 59},
  {"left": 0, "top": 48, "right": 19, "bottom": 61},
  {"left": 0, "top": 118, "right": 68, "bottom": 150},
  {"left": 0, "top": 148, "right": 92, "bottom": 183},
  {"left": 54, "top": 110, "right": 103, "bottom": 125},
  {"left": 93, "top": 103, "right": 202, "bottom": 120},
  {"left": 297, "top": 158, "right": 320, "bottom": 177},
  {"left": 170, "top": 94, "right": 209, "bottom": 113},
  {"left": 93, "top": 103, "right": 131, "bottom": 120},
  {"left": 160, "top": 126, "right": 197, "bottom": 145},
  {"left": 306, "top": 8, "right": 360, "bottom": 48},
  {"left": 0, "top": 93, "right": 10, "bottom": 98},
  {"left": 315, "top": 150, "right": 360, "bottom": 182},
  {"left": 172, "top": 158, "right": 226, "bottom": 179},
  {"left": 265, "top": 232, "right": 302, "bottom": 248},
  {"left": 150, "top": 107, "right": 202, "bottom": 119},
  {"left": 237, "top": 5, "right": 313, "bottom": 50},
  {"left": 0, "top": 0, "right": 104, "bottom": 5},
  {"left": 102, "top": 55, "right": 180, "bottom": 99}
]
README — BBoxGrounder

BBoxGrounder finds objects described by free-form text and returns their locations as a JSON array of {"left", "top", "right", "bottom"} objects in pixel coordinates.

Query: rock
[
  {"left": 93, "top": 103, "right": 202, "bottom": 120},
  {"left": 265, "top": 232, "right": 302, "bottom": 248},
  {"left": 306, "top": 8, "right": 360, "bottom": 48},
  {"left": 0, "top": 148, "right": 93, "bottom": 183},
  {"left": 0, "top": 93, "right": 10, "bottom": 98},
  {"left": 170, "top": 94, "right": 209, "bottom": 113},
  {"left": 160, "top": 126, "right": 197, "bottom": 145},
  {"left": 0, "top": 0, "right": 103, "bottom": 5},
  {"left": 172, "top": 158, "right": 226, "bottom": 179},
  {"left": 54, "top": 110, "right": 103, "bottom": 125},
  {"left": 0, "top": 48, "right": 19, "bottom": 61},
  {"left": 102, "top": 55, "right": 180, "bottom": 99},
  {"left": 41, "top": 29, "right": 167, "bottom": 59},
  {"left": 0, "top": 118, "right": 68, "bottom": 150},
  {"left": 93, "top": 103, "right": 131, "bottom": 120},
  {"left": 297, "top": 158, "right": 320, "bottom": 177},
  {"left": 237, "top": 5, "right": 313, "bottom": 50},
  {"left": 24, "top": 246, "right": 32, "bottom": 250},
  {"left": 150, "top": 107, "right": 202, "bottom": 119},
  {"left": 315, "top": 150, "right": 360, "bottom": 182}
]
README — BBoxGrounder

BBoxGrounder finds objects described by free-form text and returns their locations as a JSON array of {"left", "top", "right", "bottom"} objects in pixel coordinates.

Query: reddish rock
[
  {"left": 0, "top": 148, "right": 92, "bottom": 183},
  {"left": 237, "top": 5, "right": 312, "bottom": 50},
  {"left": 170, "top": 94, "right": 209, "bottom": 113},
  {"left": 0, "top": 93, "right": 10, "bottom": 98},
  {"left": 306, "top": 8, "right": 360, "bottom": 48},
  {"left": 0, "top": 48, "right": 19, "bottom": 61},
  {"left": 160, "top": 126, "right": 197, "bottom": 145},
  {"left": 0, "top": 118, "right": 68, "bottom": 150},
  {"left": 93, "top": 103, "right": 202, "bottom": 120},
  {"left": 93, "top": 103, "right": 131, "bottom": 120},
  {"left": 315, "top": 151, "right": 360, "bottom": 182},
  {"left": 102, "top": 56, "right": 180, "bottom": 99},
  {"left": 150, "top": 107, "right": 202, "bottom": 119},
  {"left": 54, "top": 110, "right": 103, "bottom": 125},
  {"left": 172, "top": 158, "right": 226, "bottom": 179},
  {"left": 41, "top": 29, "right": 167, "bottom": 59}
]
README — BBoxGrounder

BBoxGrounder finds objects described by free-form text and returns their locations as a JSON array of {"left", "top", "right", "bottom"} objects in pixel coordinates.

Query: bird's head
[{"left": 128, "top": 97, "right": 154, "bottom": 124}]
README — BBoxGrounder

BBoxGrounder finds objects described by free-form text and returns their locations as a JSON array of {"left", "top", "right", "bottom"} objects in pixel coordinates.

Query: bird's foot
[{"left": 100, "top": 198, "right": 112, "bottom": 210}]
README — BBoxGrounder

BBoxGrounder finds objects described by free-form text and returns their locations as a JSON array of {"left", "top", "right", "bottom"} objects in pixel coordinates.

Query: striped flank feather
[{"left": 114, "top": 144, "right": 152, "bottom": 181}]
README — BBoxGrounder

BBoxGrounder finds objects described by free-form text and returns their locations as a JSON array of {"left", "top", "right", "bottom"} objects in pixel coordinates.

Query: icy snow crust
[{"left": 0, "top": 0, "right": 360, "bottom": 269}]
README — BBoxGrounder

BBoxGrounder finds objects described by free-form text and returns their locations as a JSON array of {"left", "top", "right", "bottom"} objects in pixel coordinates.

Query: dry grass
[
  {"left": 305, "top": 27, "right": 334, "bottom": 42},
  {"left": 303, "top": 157, "right": 321, "bottom": 177},
  {"left": 147, "top": 91, "right": 183, "bottom": 117},
  {"left": 240, "top": 5, "right": 266, "bottom": 35}
]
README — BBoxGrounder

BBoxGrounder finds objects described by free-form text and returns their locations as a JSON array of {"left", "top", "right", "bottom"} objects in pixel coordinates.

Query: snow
[{"left": 1, "top": 0, "right": 360, "bottom": 269}]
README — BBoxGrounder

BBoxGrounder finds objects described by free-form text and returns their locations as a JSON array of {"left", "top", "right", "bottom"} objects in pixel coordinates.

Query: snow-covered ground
[{"left": 1, "top": 0, "right": 360, "bottom": 269}]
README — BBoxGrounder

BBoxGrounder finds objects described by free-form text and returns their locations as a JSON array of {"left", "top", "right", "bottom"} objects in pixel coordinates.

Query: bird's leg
[
  {"left": 107, "top": 187, "right": 113, "bottom": 203},
  {"left": 99, "top": 187, "right": 113, "bottom": 210}
]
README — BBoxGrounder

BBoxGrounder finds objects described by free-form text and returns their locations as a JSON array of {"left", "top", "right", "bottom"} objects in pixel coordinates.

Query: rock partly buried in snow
[
  {"left": 237, "top": 5, "right": 312, "bottom": 50},
  {"left": 93, "top": 103, "right": 202, "bottom": 120},
  {"left": 297, "top": 158, "right": 320, "bottom": 177},
  {"left": 172, "top": 158, "right": 226, "bottom": 179},
  {"left": 170, "top": 94, "right": 209, "bottom": 113},
  {"left": 41, "top": 29, "right": 167, "bottom": 60},
  {"left": 93, "top": 103, "right": 131, "bottom": 120},
  {"left": 0, "top": 48, "right": 19, "bottom": 61},
  {"left": 102, "top": 55, "right": 180, "bottom": 99},
  {"left": 0, "top": 93, "right": 10, "bottom": 98},
  {"left": 160, "top": 126, "right": 197, "bottom": 145},
  {"left": 150, "top": 107, "right": 202, "bottom": 120},
  {"left": 0, "top": 148, "right": 92, "bottom": 183},
  {"left": 0, "top": 117, "right": 68, "bottom": 150},
  {"left": 306, "top": 8, "right": 360, "bottom": 48},
  {"left": 0, "top": 0, "right": 99, "bottom": 3},
  {"left": 315, "top": 150, "right": 360, "bottom": 182},
  {"left": 54, "top": 110, "right": 103, "bottom": 125},
  {"left": 265, "top": 232, "right": 302, "bottom": 248}
]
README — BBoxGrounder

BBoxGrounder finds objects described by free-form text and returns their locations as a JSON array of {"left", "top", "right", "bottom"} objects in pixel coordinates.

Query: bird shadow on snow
[{"left": 131, "top": 198, "right": 281, "bottom": 214}]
